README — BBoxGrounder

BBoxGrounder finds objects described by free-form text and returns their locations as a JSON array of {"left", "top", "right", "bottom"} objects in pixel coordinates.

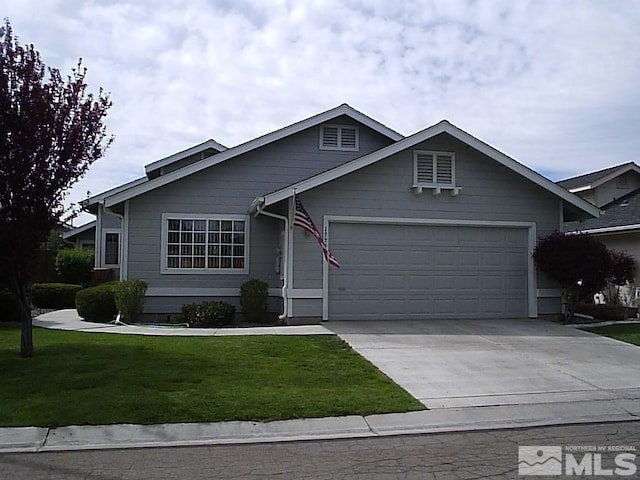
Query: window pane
[
  {"left": 233, "top": 221, "right": 245, "bottom": 232},
  {"left": 168, "top": 232, "right": 180, "bottom": 243},
  {"left": 221, "top": 233, "right": 232, "bottom": 244},
  {"left": 181, "top": 220, "right": 194, "bottom": 231},
  {"left": 208, "top": 245, "right": 219, "bottom": 256},
  {"left": 233, "top": 258, "right": 244, "bottom": 269},
  {"left": 194, "top": 232, "right": 206, "bottom": 244},
  {"left": 181, "top": 232, "right": 192, "bottom": 243},
  {"left": 167, "top": 257, "right": 179, "bottom": 268},
  {"left": 194, "top": 245, "right": 205, "bottom": 256},
  {"left": 168, "top": 245, "right": 179, "bottom": 255},
  {"left": 220, "top": 257, "right": 232, "bottom": 268},
  {"left": 233, "top": 245, "right": 244, "bottom": 256},
  {"left": 232, "top": 233, "right": 244, "bottom": 244},
  {"left": 208, "top": 257, "right": 219, "bottom": 268},
  {"left": 193, "top": 220, "right": 206, "bottom": 231},
  {"left": 168, "top": 219, "right": 180, "bottom": 230},
  {"left": 104, "top": 233, "right": 119, "bottom": 265},
  {"left": 193, "top": 257, "right": 205, "bottom": 268},
  {"left": 209, "top": 233, "right": 219, "bottom": 244},
  {"left": 208, "top": 220, "right": 220, "bottom": 232},
  {"left": 181, "top": 245, "right": 192, "bottom": 255},
  {"left": 221, "top": 245, "right": 232, "bottom": 256},
  {"left": 220, "top": 220, "right": 232, "bottom": 232},
  {"left": 180, "top": 257, "right": 192, "bottom": 268}
]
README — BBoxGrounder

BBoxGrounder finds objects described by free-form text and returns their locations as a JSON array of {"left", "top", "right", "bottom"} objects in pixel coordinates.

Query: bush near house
[
  {"left": 75, "top": 282, "right": 118, "bottom": 323},
  {"left": 0, "top": 291, "right": 20, "bottom": 322},
  {"left": 180, "top": 301, "right": 236, "bottom": 327},
  {"left": 55, "top": 249, "right": 95, "bottom": 285},
  {"left": 114, "top": 279, "right": 148, "bottom": 323},
  {"left": 31, "top": 283, "right": 82, "bottom": 309},
  {"left": 240, "top": 279, "right": 269, "bottom": 324}
]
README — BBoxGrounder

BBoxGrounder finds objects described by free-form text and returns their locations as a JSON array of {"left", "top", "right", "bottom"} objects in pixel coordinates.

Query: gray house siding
[
  {"left": 124, "top": 119, "right": 395, "bottom": 315},
  {"left": 290, "top": 133, "right": 561, "bottom": 318}
]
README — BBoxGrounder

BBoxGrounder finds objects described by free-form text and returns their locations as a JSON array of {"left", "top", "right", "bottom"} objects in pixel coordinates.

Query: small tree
[
  {"left": 604, "top": 250, "right": 636, "bottom": 305},
  {"left": 533, "top": 232, "right": 612, "bottom": 320},
  {"left": 0, "top": 19, "right": 112, "bottom": 356}
]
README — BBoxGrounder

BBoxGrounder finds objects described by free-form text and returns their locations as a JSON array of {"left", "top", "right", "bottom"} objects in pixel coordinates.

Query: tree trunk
[{"left": 7, "top": 272, "right": 34, "bottom": 357}]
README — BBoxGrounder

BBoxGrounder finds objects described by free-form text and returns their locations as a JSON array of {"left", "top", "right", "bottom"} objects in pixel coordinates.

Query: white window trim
[
  {"left": 319, "top": 124, "right": 359, "bottom": 151},
  {"left": 102, "top": 229, "right": 121, "bottom": 267},
  {"left": 413, "top": 150, "right": 458, "bottom": 195},
  {"left": 160, "top": 213, "right": 250, "bottom": 275}
]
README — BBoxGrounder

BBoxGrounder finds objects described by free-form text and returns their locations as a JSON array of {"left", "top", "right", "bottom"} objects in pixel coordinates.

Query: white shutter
[
  {"left": 340, "top": 127, "right": 357, "bottom": 149},
  {"left": 321, "top": 126, "right": 339, "bottom": 148},
  {"left": 416, "top": 153, "right": 435, "bottom": 184},
  {"left": 436, "top": 155, "right": 453, "bottom": 185}
]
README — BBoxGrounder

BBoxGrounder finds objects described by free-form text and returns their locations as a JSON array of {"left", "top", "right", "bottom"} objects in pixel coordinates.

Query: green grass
[
  {"left": 0, "top": 324, "right": 423, "bottom": 427},
  {"left": 583, "top": 323, "right": 640, "bottom": 346}
]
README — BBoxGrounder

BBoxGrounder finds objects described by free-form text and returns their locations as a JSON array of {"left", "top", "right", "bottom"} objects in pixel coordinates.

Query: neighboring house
[
  {"left": 63, "top": 221, "right": 97, "bottom": 250},
  {"left": 559, "top": 162, "right": 640, "bottom": 271},
  {"left": 80, "top": 104, "right": 598, "bottom": 322}
]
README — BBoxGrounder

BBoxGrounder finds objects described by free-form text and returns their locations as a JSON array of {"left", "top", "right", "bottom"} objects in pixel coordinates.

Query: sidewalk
[{"left": 1, "top": 311, "right": 638, "bottom": 453}]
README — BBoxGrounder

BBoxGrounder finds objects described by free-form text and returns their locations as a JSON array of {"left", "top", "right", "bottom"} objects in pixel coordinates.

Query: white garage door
[{"left": 328, "top": 222, "right": 529, "bottom": 320}]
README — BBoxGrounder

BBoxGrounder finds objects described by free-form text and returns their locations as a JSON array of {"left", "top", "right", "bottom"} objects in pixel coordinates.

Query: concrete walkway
[{"left": 1, "top": 312, "right": 638, "bottom": 453}]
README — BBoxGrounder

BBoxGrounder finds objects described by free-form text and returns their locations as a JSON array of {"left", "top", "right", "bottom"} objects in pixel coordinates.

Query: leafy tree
[
  {"left": 604, "top": 250, "right": 636, "bottom": 305},
  {"left": 0, "top": 19, "right": 112, "bottom": 356},
  {"left": 533, "top": 232, "right": 612, "bottom": 319}
]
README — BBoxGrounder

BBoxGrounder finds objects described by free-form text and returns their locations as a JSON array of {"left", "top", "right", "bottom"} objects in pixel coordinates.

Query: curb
[{"left": 2, "top": 400, "right": 639, "bottom": 454}]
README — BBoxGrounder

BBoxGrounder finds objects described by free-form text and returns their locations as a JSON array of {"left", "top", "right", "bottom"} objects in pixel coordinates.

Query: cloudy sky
[{"left": 5, "top": 0, "right": 640, "bottom": 225}]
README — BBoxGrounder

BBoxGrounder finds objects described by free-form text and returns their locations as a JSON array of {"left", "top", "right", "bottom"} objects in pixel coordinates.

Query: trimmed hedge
[
  {"left": 31, "top": 283, "right": 82, "bottom": 309},
  {"left": 180, "top": 301, "right": 236, "bottom": 327},
  {"left": 0, "top": 291, "right": 20, "bottom": 322},
  {"left": 56, "top": 248, "right": 95, "bottom": 285},
  {"left": 76, "top": 282, "right": 118, "bottom": 323},
  {"left": 575, "top": 303, "right": 637, "bottom": 322}
]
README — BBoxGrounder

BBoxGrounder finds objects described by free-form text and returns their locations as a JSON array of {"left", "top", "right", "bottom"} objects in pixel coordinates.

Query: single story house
[
  {"left": 558, "top": 162, "right": 640, "bottom": 271},
  {"left": 77, "top": 104, "right": 598, "bottom": 322}
]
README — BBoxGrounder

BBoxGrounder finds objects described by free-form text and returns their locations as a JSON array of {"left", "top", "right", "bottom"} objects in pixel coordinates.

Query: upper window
[
  {"left": 320, "top": 125, "right": 359, "bottom": 151},
  {"left": 161, "top": 214, "right": 248, "bottom": 274},
  {"left": 414, "top": 150, "right": 455, "bottom": 187}
]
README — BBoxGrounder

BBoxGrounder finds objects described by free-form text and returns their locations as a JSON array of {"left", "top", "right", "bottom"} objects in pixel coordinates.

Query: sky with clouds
[{"left": 4, "top": 0, "right": 640, "bottom": 225}]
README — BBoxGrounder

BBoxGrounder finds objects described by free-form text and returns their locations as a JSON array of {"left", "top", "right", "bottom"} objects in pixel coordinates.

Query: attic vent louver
[{"left": 320, "top": 125, "right": 359, "bottom": 151}]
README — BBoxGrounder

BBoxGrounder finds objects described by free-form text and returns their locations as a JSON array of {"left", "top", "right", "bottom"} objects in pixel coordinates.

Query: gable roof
[
  {"left": 565, "top": 187, "right": 640, "bottom": 233},
  {"left": 102, "top": 104, "right": 404, "bottom": 208},
  {"left": 62, "top": 220, "right": 96, "bottom": 240},
  {"left": 556, "top": 162, "right": 640, "bottom": 192},
  {"left": 81, "top": 176, "right": 149, "bottom": 212},
  {"left": 144, "top": 138, "right": 227, "bottom": 176},
  {"left": 256, "top": 120, "right": 600, "bottom": 220}
]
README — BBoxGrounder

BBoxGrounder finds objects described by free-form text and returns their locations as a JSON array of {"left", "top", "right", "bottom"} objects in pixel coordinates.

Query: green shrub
[
  {"left": 0, "top": 291, "right": 20, "bottom": 322},
  {"left": 31, "top": 283, "right": 82, "bottom": 309},
  {"left": 180, "top": 301, "right": 236, "bottom": 327},
  {"left": 56, "top": 249, "right": 95, "bottom": 284},
  {"left": 75, "top": 283, "right": 118, "bottom": 323},
  {"left": 115, "top": 279, "right": 148, "bottom": 322},
  {"left": 240, "top": 279, "right": 269, "bottom": 324}
]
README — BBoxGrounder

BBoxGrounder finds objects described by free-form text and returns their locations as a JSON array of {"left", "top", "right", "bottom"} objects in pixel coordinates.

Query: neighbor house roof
[
  {"left": 556, "top": 162, "right": 640, "bottom": 192},
  {"left": 62, "top": 220, "right": 96, "bottom": 240},
  {"left": 102, "top": 104, "right": 404, "bottom": 208},
  {"left": 255, "top": 120, "right": 600, "bottom": 220},
  {"left": 565, "top": 187, "right": 640, "bottom": 234},
  {"left": 144, "top": 138, "right": 227, "bottom": 176}
]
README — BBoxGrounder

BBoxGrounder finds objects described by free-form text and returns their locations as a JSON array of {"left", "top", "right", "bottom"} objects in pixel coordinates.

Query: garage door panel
[{"left": 329, "top": 223, "right": 528, "bottom": 320}]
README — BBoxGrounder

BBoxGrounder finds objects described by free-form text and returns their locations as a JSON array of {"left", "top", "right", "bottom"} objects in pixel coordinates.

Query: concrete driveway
[{"left": 326, "top": 319, "right": 640, "bottom": 409}]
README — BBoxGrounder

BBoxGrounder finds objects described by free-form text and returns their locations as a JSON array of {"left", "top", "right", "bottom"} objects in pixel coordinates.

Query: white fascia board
[
  {"left": 144, "top": 138, "right": 228, "bottom": 174},
  {"left": 262, "top": 120, "right": 600, "bottom": 219},
  {"left": 569, "top": 224, "right": 640, "bottom": 235},
  {"left": 569, "top": 185, "right": 592, "bottom": 193},
  {"left": 62, "top": 220, "right": 97, "bottom": 239},
  {"left": 104, "top": 104, "right": 403, "bottom": 208},
  {"left": 82, "top": 176, "right": 148, "bottom": 208}
]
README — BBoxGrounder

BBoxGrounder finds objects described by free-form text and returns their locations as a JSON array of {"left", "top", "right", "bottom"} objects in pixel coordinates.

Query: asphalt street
[{"left": 1, "top": 421, "right": 638, "bottom": 480}]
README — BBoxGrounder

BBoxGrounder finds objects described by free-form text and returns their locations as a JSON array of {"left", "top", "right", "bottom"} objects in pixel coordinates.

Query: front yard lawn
[
  {"left": 583, "top": 323, "right": 640, "bottom": 347},
  {"left": 0, "top": 325, "right": 423, "bottom": 427}
]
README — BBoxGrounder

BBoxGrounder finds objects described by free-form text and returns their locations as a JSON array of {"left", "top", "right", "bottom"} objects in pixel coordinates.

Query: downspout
[{"left": 250, "top": 198, "right": 289, "bottom": 322}]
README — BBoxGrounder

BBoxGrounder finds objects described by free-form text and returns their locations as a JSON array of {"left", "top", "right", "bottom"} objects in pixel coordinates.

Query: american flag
[{"left": 294, "top": 196, "right": 340, "bottom": 268}]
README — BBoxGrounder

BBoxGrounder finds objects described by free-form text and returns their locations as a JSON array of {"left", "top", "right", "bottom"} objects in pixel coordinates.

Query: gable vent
[
  {"left": 414, "top": 150, "right": 455, "bottom": 186},
  {"left": 320, "top": 125, "right": 359, "bottom": 151}
]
